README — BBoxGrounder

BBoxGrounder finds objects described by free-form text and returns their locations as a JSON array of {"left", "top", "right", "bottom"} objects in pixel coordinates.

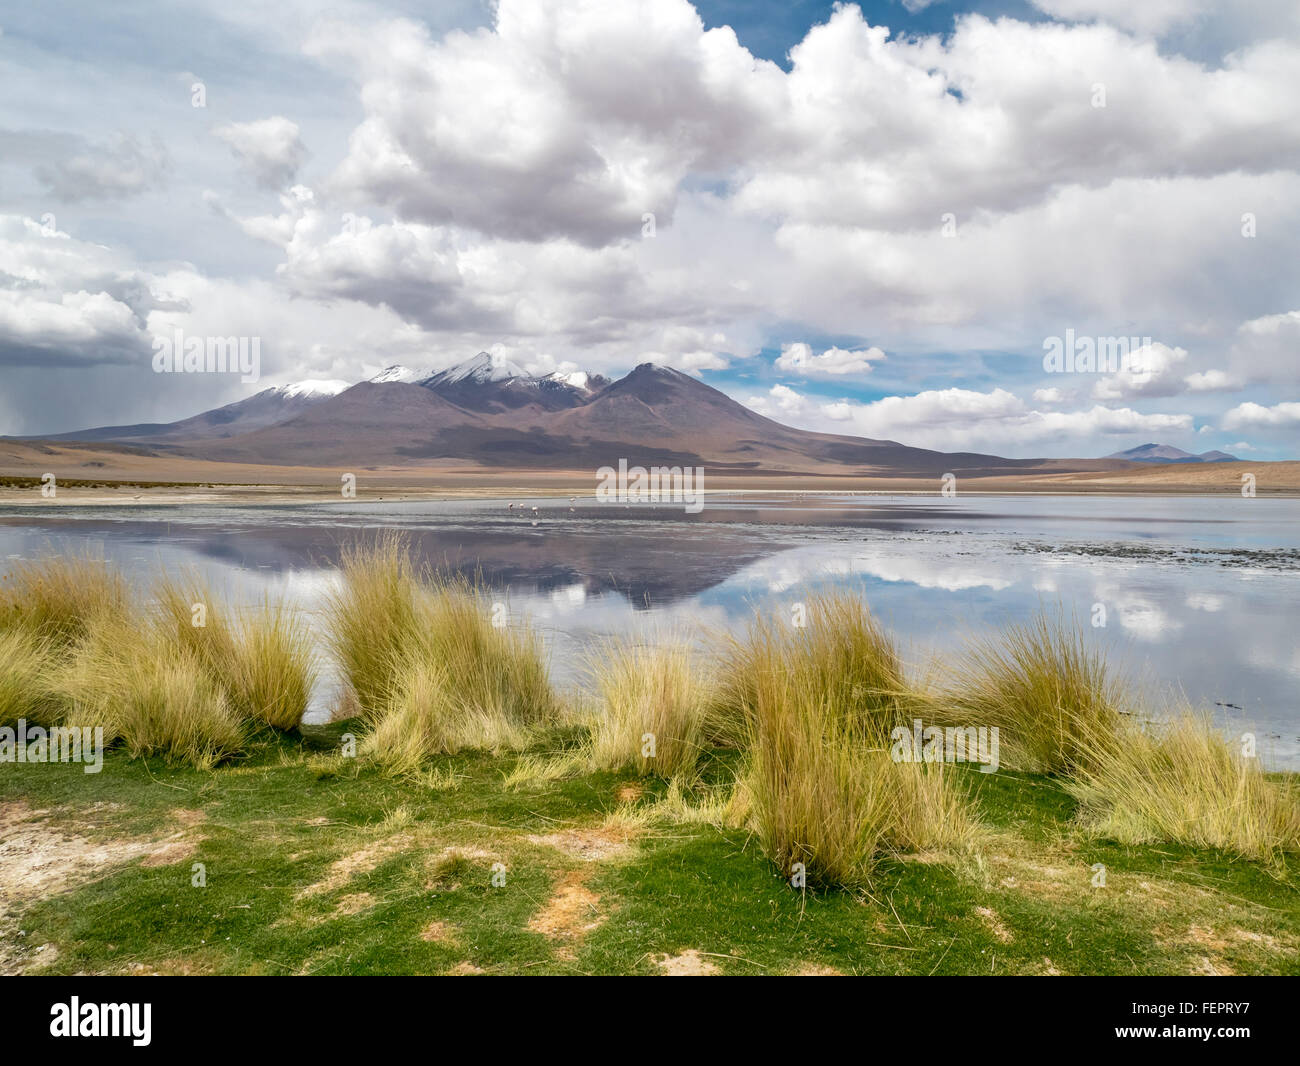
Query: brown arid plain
[{"left": 2, "top": 438, "right": 1298, "bottom": 504}]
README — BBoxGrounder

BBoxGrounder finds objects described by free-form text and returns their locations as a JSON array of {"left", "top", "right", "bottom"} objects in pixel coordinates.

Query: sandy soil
[{"left": 2, "top": 439, "right": 1297, "bottom": 502}]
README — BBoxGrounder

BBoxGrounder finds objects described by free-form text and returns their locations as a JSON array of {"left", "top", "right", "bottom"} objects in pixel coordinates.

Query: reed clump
[
  {"left": 742, "top": 642, "right": 977, "bottom": 889},
  {"left": 1067, "top": 710, "right": 1300, "bottom": 862},
  {"left": 709, "top": 590, "right": 913, "bottom": 750},
  {"left": 56, "top": 613, "right": 245, "bottom": 770},
  {"left": 327, "top": 538, "right": 558, "bottom": 767},
  {"left": 943, "top": 611, "right": 1123, "bottom": 774},
  {"left": 0, "top": 628, "right": 58, "bottom": 727},
  {"left": 154, "top": 575, "right": 315, "bottom": 731},
  {"left": 586, "top": 638, "right": 711, "bottom": 778},
  {"left": 0, "top": 554, "right": 131, "bottom": 647},
  {"left": 324, "top": 534, "right": 423, "bottom": 717}
]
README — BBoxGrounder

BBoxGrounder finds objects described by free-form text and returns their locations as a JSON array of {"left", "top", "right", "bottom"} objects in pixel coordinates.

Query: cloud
[
  {"left": 1029, "top": 0, "right": 1211, "bottom": 36},
  {"left": 1221, "top": 400, "right": 1300, "bottom": 430},
  {"left": 745, "top": 383, "right": 1194, "bottom": 453},
  {"left": 3, "top": 129, "right": 170, "bottom": 202},
  {"left": 0, "top": 215, "right": 156, "bottom": 367},
  {"left": 3, "top": 0, "right": 1299, "bottom": 455},
  {"left": 214, "top": 117, "right": 309, "bottom": 188},
  {"left": 1088, "top": 341, "right": 1237, "bottom": 400},
  {"left": 775, "top": 342, "right": 885, "bottom": 376},
  {"left": 1228, "top": 310, "right": 1300, "bottom": 385}
]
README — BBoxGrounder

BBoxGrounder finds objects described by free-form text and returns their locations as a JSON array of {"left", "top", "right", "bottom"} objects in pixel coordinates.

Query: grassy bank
[
  {"left": 1, "top": 546, "right": 1297, "bottom": 974},
  {"left": 1, "top": 724, "right": 1297, "bottom": 976}
]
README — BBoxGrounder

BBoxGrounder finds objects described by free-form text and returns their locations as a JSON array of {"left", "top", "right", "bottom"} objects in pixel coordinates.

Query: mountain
[
  {"left": 32, "top": 356, "right": 1132, "bottom": 477},
  {"left": 1104, "top": 443, "right": 1239, "bottom": 464},
  {"left": 40, "top": 380, "right": 349, "bottom": 445},
  {"left": 419, "top": 352, "right": 608, "bottom": 413},
  {"left": 187, "top": 359, "right": 1110, "bottom": 476}
]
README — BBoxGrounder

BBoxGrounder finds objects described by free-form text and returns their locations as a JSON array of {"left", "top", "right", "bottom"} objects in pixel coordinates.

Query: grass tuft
[
  {"left": 0, "top": 628, "right": 58, "bottom": 727},
  {"left": 1067, "top": 710, "right": 1300, "bottom": 862},
  {"left": 587, "top": 638, "right": 710, "bottom": 778},
  {"left": 0, "top": 553, "right": 131, "bottom": 647},
  {"left": 944, "top": 610, "right": 1123, "bottom": 774}
]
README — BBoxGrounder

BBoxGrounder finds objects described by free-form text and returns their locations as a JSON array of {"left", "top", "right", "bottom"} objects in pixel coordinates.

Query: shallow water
[{"left": 2, "top": 493, "right": 1297, "bottom": 767}]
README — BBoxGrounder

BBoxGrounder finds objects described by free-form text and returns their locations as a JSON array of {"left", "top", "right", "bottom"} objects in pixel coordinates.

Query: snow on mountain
[
  {"left": 369, "top": 365, "right": 431, "bottom": 384},
  {"left": 545, "top": 369, "right": 590, "bottom": 389},
  {"left": 423, "top": 351, "right": 528, "bottom": 386},
  {"left": 270, "top": 380, "right": 350, "bottom": 398}
]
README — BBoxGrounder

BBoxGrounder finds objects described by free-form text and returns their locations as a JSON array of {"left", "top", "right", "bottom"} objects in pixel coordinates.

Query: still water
[{"left": 2, "top": 493, "right": 1297, "bottom": 766}]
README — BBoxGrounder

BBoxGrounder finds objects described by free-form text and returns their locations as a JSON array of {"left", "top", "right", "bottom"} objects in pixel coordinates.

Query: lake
[{"left": 2, "top": 492, "right": 1297, "bottom": 767}]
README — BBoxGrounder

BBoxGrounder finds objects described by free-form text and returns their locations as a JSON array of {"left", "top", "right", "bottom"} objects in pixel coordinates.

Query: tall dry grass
[
  {"left": 710, "top": 590, "right": 912, "bottom": 749},
  {"left": 1067, "top": 710, "right": 1300, "bottom": 862},
  {"left": 743, "top": 644, "right": 977, "bottom": 888},
  {"left": 56, "top": 612, "right": 245, "bottom": 769},
  {"left": 153, "top": 575, "right": 315, "bottom": 730},
  {"left": 0, "top": 554, "right": 131, "bottom": 647},
  {"left": 323, "top": 534, "right": 423, "bottom": 718},
  {"left": 362, "top": 662, "right": 529, "bottom": 773},
  {"left": 0, "top": 628, "right": 57, "bottom": 727},
  {"left": 943, "top": 611, "right": 1123, "bottom": 774},
  {"left": 586, "top": 638, "right": 710, "bottom": 778},
  {"left": 327, "top": 537, "right": 557, "bottom": 766},
  {"left": 413, "top": 576, "right": 557, "bottom": 728},
  {"left": 710, "top": 590, "right": 976, "bottom": 887}
]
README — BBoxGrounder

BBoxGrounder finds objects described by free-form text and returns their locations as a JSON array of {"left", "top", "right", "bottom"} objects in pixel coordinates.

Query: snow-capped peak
[
  {"left": 428, "top": 351, "right": 528, "bottom": 385},
  {"left": 369, "top": 365, "right": 429, "bottom": 384},
  {"left": 270, "top": 379, "right": 350, "bottom": 398},
  {"left": 544, "top": 369, "right": 589, "bottom": 389}
]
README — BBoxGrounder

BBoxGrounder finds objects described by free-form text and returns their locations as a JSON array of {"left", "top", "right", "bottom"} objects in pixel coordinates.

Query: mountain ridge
[{"left": 23, "top": 354, "right": 1148, "bottom": 477}]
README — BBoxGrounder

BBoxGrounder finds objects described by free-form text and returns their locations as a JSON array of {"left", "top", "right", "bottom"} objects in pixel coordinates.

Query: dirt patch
[
  {"left": 172, "top": 809, "right": 207, "bottom": 828},
  {"left": 975, "top": 906, "right": 1014, "bottom": 943},
  {"left": 0, "top": 801, "right": 202, "bottom": 975},
  {"left": 123, "top": 956, "right": 216, "bottom": 976},
  {"left": 527, "top": 826, "right": 636, "bottom": 862},
  {"left": 0, "top": 801, "right": 155, "bottom": 906},
  {"left": 1232, "top": 929, "right": 1292, "bottom": 954},
  {"left": 295, "top": 833, "right": 411, "bottom": 899},
  {"left": 616, "top": 783, "right": 645, "bottom": 804},
  {"left": 420, "top": 920, "right": 458, "bottom": 944},
  {"left": 333, "top": 893, "right": 375, "bottom": 917},
  {"left": 1191, "top": 955, "right": 1236, "bottom": 976},
  {"left": 1186, "top": 925, "right": 1229, "bottom": 952},
  {"left": 791, "top": 962, "right": 843, "bottom": 975},
  {"left": 991, "top": 859, "right": 1071, "bottom": 900},
  {"left": 655, "top": 949, "right": 719, "bottom": 976},
  {"left": 445, "top": 960, "right": 484, "bottom": 975},
  {"left": 529, "top": 870, "right": 604, "bottom": 958},
  {"left": 140, "top": 840, "right": 198, "bottom": 868}
]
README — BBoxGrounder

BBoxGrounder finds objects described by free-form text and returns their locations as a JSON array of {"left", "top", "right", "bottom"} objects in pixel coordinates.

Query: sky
[{"left": 1, "top": 0, "right": 1298, "bottom": 459}]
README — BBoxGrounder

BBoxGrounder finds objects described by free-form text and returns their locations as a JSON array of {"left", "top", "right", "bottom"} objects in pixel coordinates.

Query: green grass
[
  {"left": 2, "top": 725, "right": 1296, "bottom": 976},
  {"left": 1, "top": 551, "right": 1297, "bottom": 972}
]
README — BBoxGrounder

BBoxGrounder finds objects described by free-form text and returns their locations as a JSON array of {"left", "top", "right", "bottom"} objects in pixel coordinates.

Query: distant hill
[{"left": 1103, "top": 443, "right": 1239, "bottom": 464}]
